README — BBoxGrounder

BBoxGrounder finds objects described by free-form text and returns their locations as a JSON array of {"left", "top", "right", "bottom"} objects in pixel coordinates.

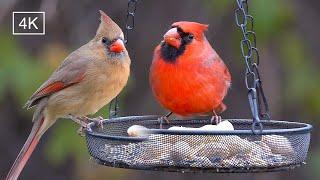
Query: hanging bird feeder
[{"left": 85, "top": 0, "right": 312, "bottom": 173}]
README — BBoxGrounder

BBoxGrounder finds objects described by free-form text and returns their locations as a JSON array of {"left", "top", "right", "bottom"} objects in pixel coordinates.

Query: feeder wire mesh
[{"left": 85, "top": 116, "right": 312, "bottom": 173}]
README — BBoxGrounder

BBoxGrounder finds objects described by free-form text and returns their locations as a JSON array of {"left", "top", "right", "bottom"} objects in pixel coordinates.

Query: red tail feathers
[{"left": 6, "top": 117, "right": 44, "bottom": 180}]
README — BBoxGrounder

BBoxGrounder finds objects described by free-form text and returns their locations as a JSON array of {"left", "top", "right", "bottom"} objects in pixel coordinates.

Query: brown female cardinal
[
  {"left": 150, "top": 21, "right": 231, "bottom": 123},
  {"left": 6, "top": 10, "right": 130, "bottom": 180}
]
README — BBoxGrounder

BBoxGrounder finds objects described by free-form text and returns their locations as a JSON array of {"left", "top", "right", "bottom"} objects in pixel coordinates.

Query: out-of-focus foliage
[
  {"left": 280, "top": 33, "right": 320, "bottom": 118},
  {"left": 251, "top": 0, "right": 294, "bottom": 42},
  {"left": 0, "top": 0, "right": 319, "bottom": 179},
  {"left": 45, "top": 121, "right": 88, "bottom": 165},
  {"left": 203, "top": 0, "right": 232, "bottom": 15},
  {"left": 0, "top": 30, "right": 49, "bottom": 104},
  {"left": 310, "top": 147, "right": 320, "bottom": 178}
]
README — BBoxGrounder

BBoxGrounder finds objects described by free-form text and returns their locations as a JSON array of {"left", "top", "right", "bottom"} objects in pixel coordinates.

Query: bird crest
[
  {"left": 96, "top": 10, "right": 123, "bottom": 39},
  {"left": 172, "top": 21, "right": 209, "bottom": 39}
]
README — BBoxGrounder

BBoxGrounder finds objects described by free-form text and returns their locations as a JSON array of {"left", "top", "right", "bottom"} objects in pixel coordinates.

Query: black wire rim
[{"left": 85, "top": 115, "right": 312, "bottom": 140}]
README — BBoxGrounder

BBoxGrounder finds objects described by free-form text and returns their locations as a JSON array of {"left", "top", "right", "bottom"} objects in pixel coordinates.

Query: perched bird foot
[
  {"left": 67, "top": 115, "right": 88, "bottom": 136},
  {"left": 84, "top": 116, "right": 104, "bottom": 129},
  {"left": 158, "top": 112, "right": 172, "bottom": 129},
  {"left": 210, "top": 115, "right": 222, "bottom": 125},
  {"left": 158, "top": 116, "right": 169, "bottom": 129}
]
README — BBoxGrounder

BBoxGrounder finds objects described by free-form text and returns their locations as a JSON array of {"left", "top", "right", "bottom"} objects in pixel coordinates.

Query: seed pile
[{"left": 99, "top": 134, "right": 296, "bottom": 168}]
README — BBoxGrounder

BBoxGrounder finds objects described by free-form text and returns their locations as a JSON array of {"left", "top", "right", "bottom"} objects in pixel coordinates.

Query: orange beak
[
  {"left": 163, "top": 28, "right": 181, "bottom": 49},
  {"left": 109, "top": 39, "right": 125, "bottom": 53}
]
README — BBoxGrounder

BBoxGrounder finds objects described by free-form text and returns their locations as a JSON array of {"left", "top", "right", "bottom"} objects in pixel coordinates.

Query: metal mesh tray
[{"left": 85, "top": 115, "right": 312, "bottom": 173}]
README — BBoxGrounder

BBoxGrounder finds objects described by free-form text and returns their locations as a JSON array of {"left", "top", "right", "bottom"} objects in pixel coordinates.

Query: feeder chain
[
  {"left": 124, "top": 0, "right": 138, "bottom": 44},
  {"left": 109, "top": 0, "right": 139, "bottom": 118},
  {"left": 235, "top": 0, "right": 271, "bottom": 133}
]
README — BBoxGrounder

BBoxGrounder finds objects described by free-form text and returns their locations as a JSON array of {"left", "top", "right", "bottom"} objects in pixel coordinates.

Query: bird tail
[{"left": 6, "top": 99, "right": 49, "bottom": 180}]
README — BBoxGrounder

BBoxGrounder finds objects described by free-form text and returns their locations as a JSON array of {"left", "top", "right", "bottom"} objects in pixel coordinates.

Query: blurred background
[{"left": 0, "top": 0, "right": 319, "bottom": 179}]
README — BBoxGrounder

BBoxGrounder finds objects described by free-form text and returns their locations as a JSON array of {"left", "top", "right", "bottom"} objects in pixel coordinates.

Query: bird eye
[
  {"left": 102, "top": 37, "right": 108, "bottom": 44},
  {"left": 188, "top": 34, "right": 194, "bottom": 40}
]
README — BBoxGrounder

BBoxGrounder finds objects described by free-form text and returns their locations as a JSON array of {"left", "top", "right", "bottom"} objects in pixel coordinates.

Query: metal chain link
[
  {"left": 109, "top": 0, "right": 138, "bottom": 118},
  {"left": 235, "top": 0, "right": 271, "bottom": 133},
  {"left": 124, "top": 0, "right": 138, "bottom": 44}
]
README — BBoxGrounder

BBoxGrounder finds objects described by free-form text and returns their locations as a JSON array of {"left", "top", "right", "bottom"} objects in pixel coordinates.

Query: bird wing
[
  {"left": 25, "top": 54, "right": 90, "bottom": 109},
  {"left": 222, "top": 61, "right": 231, "bottom": 83},
  {"left": 213, "top": 56, "right": 232, "bottom": 85},
  {"left": 205, "top": 54, "right": 232, "bottom": 84}
]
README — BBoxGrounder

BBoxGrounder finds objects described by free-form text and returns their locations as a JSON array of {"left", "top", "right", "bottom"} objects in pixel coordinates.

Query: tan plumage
[{"left": 7, "top": 10, "right": 130, "bottom": 180}]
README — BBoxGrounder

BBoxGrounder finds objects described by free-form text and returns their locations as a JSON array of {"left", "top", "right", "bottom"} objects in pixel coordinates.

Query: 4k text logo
[{"left": 12, "top": 12, "right": 45, "bottom": 35}]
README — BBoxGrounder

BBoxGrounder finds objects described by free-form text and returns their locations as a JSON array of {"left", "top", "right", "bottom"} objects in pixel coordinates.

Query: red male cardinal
[
  {"left": 6, "top": 11, "right": 130, "bottom": 180},
  {"left": 150, "top": 21, "right": 231, "bottom": 124}
]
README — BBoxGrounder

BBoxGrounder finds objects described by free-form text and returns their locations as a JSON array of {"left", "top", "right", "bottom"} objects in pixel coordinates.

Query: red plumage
[{"left": 150, "top": 21, "right": 231, "bottom": 117}]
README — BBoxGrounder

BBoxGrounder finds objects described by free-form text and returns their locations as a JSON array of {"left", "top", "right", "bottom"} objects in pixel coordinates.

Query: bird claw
[
  {"left": 158, "top": 112, "right": 173, "bottom": 129},
  {"left": 211, "top": 115, "right": 222, "bottom": 125},
  {"left": 158, "top": 116, "right": 170, "bottom": 129},
  {"left": 85, "top": 116, "right": 104, "bottom": 129},
  {"left": 67, "top": 115, "right": 89, "bottom": 136},
  {"left": 77, "top": 127, "right": 86, "bottom": 137}
]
